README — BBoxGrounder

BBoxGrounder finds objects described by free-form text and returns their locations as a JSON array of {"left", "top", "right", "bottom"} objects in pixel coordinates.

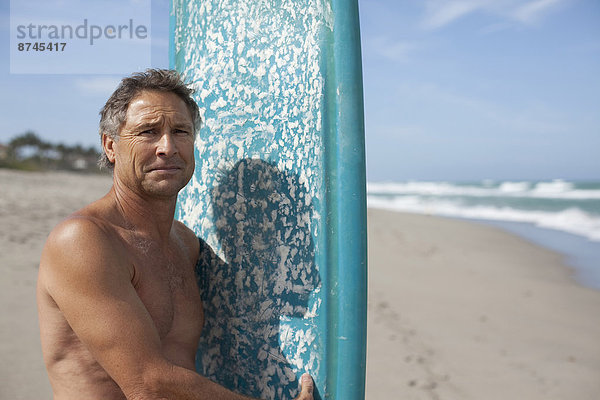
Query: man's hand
[{"left": 294, "top": 373, "right": 314, "bottom": 400}]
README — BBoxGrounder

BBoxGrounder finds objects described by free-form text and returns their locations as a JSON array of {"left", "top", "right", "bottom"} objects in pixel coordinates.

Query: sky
[{"left": 1, "top": 0, "right": 599, "bottom": 182}]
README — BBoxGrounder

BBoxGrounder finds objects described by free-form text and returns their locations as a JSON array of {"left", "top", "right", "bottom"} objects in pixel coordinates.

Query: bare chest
[{"left": 133, "top": 250, "right": 204, "bottom": 342}]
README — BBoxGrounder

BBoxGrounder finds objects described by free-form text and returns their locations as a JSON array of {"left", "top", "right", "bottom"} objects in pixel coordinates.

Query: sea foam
[{"left": 367, "top": 180, "right": 600, "bottom": 243}]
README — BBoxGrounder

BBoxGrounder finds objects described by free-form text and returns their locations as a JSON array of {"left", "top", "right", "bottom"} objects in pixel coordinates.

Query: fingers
[{"left": 295, "top": 373, "right": 314, "bottom": 400}]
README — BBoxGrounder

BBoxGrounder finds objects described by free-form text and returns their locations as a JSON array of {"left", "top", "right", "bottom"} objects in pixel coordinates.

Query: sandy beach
[
  {"left": 0, "top": 170, "right": 114, "bottom": 400},
  {"left": 366, "top": 209, "right": 600, "bottom": 400},
  {"left": 1, "top": 169, "right": 599, "bottom": 399}
]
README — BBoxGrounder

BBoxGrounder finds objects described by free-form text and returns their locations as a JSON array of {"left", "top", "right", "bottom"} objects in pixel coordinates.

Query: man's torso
[{"left": 37, "top": 201, "right": 203, "bottom": 399}]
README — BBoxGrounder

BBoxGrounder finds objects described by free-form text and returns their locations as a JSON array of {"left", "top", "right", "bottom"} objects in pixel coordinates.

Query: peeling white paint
[{"left": 173, "top": 0, "right": 331, "bottom": 398}]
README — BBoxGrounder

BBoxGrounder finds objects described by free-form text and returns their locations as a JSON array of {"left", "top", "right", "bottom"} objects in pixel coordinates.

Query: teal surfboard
[{"left": 171, "top": 1, "right": 367, "bottom": 398}]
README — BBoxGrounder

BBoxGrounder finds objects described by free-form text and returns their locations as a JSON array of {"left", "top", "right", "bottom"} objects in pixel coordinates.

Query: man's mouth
[{"left": 148, "top": 165, "right": 182, "bottom": 172}]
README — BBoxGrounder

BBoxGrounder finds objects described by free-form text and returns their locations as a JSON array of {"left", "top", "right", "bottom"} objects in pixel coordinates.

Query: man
[{"left": 37, "top": 69, "right": 314, "bottom": 400}]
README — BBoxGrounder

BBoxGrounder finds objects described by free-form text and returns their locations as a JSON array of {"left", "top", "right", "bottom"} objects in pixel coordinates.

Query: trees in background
[{"left": 0, "top": 131, "right": 102, "bottom": 172}]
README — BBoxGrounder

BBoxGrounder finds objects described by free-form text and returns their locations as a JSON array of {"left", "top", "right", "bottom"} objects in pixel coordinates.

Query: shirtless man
[{"left": 37, "top": 69, "right": 314, "bottom": 400}]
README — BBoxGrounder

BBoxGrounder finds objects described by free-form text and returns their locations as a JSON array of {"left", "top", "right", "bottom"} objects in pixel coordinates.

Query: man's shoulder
[
  {"left": 173, "top": 220, "right": 200, "bottom": 259},
  {"left": 173, "top": 219, "right": 195, "bottom": 237},
  {"left": 40, "top": 214, "right": 129, "bottom": 287},
  {"left": 46, "top": 213, "right": 116, "bottom": 251},
  {"left": 47, "top": 194, "right": 122, "bottom": 248}
]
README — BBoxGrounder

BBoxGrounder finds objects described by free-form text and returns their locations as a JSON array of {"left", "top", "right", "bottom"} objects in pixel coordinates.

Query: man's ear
[{"left": 102, "top": 133, "right": 117, "bottom": 164}]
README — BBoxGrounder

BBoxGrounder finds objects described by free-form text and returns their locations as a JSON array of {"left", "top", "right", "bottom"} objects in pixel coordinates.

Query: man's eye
[
  {"left": 140, "top": 129, "right": 154, "bottom": 135},
  {"left": 174, "top": 129, "right": 190, "bottom": 135}
]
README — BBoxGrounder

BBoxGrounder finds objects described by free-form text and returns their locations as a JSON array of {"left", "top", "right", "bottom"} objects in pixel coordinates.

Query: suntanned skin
[{"left": 37, "top": 90, "right": 314, "bottom": 400}]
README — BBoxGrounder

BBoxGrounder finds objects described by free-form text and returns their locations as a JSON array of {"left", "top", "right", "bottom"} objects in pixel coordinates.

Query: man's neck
[{"left": 109, "top": 179, "right": 178, "bottom": 244}]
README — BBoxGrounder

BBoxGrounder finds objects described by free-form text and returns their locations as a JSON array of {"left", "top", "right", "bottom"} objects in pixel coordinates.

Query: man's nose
[{"left": 156, "top": 132, "right": 178, "bottom": 157}]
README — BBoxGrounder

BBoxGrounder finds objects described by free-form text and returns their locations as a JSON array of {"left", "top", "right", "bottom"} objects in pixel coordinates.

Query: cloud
[
  {"left": 512, "top": 0, "right": 564, "bottom": 24},
  {"left": 420, "top": 0, "right": 567, "bottom": 30},
  {"left": 421, "top": 0, "right": 487, "bottom": 30},
  {"left": 370, "top": 36, "right": 419, "bottom": 62},
  {"left": 74, "top": 77, "right": 121, "bottom": 95}
]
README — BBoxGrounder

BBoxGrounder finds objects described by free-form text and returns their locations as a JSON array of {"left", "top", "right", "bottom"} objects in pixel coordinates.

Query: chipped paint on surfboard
[{"left": 170, "top": 0, "right": 367, "bottom": 398}]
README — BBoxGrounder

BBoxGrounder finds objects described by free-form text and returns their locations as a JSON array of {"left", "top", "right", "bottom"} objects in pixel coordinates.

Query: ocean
[{"left": 367, "top": 179, "right": 600, "bottom": 290}]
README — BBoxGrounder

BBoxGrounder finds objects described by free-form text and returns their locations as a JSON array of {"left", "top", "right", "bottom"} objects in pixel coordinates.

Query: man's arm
[{"left": 40, "top": 218, "right": 313, "bottom": 400}]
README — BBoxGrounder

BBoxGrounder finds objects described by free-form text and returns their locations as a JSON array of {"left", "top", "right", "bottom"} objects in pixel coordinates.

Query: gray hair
[{"left": 98, "top": 69, "right": 201, "bottom": 169}]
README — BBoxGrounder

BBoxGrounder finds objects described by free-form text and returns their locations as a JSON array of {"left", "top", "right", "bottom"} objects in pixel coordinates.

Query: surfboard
[{"left": 170, "top": 1, "right": 367, "bottom": 398}]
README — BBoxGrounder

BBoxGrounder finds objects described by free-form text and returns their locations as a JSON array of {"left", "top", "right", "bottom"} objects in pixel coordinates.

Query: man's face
[{"left": 107, "top": 90, "right": 195, "bottom": 199}]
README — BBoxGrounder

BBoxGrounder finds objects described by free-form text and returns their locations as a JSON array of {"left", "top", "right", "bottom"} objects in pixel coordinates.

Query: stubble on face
[{"left": 112, "top": 90, "right": 196, "bottom": 200}]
